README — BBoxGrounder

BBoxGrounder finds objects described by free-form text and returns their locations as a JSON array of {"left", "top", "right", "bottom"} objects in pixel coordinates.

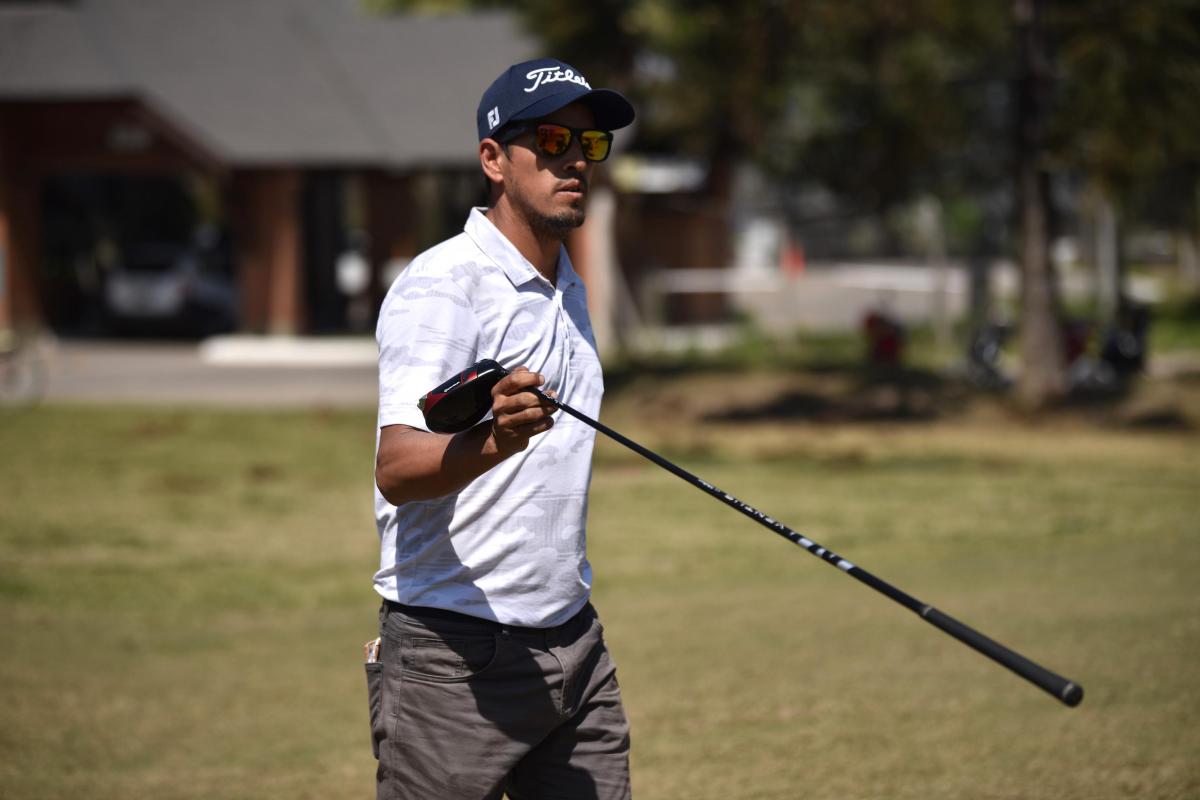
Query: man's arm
[{"left": 375, "top": 367, "right": 557, "bottom": 505}]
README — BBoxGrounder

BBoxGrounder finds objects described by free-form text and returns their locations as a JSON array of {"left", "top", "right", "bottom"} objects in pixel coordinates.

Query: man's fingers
[
  {"left": 493, "top": 367, "right": 543, "bottom": 398},
  {"left": 491, "top": 367, "right": 556, "bottom": 414},
  {"left": 508, "top": 416, "right": 554, "bottom": 437},
  {"left": 494, "top": 403, "right": 553, "bottom": 428},
  {"left": 487, "top": 367, "right": 558, "bottom": 455},
  {"left": 493, "top": 389, "right": 552, "bottom": 417}
]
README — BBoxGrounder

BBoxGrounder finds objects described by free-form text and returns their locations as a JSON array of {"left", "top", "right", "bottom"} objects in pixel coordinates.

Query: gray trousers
[{"left": 368, "top": 601, "right": 631, "bottom": 800}]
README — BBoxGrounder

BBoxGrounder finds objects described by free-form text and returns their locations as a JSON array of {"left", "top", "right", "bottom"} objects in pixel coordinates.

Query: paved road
[{"left": 39, "top": 338, "right": 379, "bottom": 408}]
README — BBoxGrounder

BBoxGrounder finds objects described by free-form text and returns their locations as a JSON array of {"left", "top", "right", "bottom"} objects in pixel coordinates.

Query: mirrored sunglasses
[{"left": 500, "top": 123, "right": 614, "bottom": 162}]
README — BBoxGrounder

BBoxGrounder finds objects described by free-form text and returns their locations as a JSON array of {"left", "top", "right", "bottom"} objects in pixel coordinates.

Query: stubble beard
[
  {"left": 532, "top": 207, "right": 585, "bottom": 239},
  {"left": 511, "top": 185, "right": 586, "bottom": 241}
]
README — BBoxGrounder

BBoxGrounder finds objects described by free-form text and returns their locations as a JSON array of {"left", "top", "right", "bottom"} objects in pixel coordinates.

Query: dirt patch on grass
[{"left": 603, "top": 364, "right": 1200, "bottom": 436}]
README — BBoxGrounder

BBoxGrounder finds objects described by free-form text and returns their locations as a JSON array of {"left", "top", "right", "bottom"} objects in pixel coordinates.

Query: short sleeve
[{"left": 376, "top": 269, "right": 483, "bottom": 431}]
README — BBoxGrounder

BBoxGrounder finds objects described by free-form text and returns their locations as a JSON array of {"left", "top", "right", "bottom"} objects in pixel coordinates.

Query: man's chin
[{"left": 537, "top": 210, "right": 586, "bottom": 236}]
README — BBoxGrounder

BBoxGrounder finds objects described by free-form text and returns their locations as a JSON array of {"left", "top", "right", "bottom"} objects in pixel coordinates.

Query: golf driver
[{"left": 419, "top": 359, "right": 1084, "bottom": 707}]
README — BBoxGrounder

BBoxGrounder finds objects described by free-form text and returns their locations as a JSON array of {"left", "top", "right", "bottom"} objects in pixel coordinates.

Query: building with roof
[{"left": 0, "top": 0, "right": 535, "bottom": 335}]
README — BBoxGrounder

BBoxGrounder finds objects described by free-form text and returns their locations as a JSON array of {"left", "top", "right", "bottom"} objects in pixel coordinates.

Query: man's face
[{"left": 499, "top": 102, "right": 598, "bottom": 238}]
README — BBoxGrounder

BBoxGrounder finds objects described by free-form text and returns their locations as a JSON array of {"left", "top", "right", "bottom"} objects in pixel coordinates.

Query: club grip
[{"left": 919, "top": 605, "right": 1082, "bottom": 706}]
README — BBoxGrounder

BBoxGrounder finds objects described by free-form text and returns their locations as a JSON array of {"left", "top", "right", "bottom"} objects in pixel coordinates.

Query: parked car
[{"left": 103, "top": 242, "right": 237, "bottom": 336}]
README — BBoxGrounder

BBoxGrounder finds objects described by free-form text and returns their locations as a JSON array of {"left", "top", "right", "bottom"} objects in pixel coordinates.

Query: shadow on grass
[
  {"left": 603, "top": 347, "right": 966, "bottom": 423},
  {"left": 707, "top": 365, "right": 964, "bottom": 423},
  {"left": 1061, "top": 377, "right": 1195, "bottom": 431},
  {"left": 607, "top": 352, "right": 1196, "bottom": 430}
]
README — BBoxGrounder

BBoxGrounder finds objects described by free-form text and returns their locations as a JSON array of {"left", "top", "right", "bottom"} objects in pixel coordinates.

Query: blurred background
[
  {"left": 1, "top": 1, "right": 1198, "bottom": 798},
  {"left": 1, "top": 0, "right": 1197, "bottom": 405}
]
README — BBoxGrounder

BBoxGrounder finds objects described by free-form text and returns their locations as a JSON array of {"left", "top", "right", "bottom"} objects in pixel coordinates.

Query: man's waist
[{"left": 383, "top": 598, "right": 593, "bottom": 637}]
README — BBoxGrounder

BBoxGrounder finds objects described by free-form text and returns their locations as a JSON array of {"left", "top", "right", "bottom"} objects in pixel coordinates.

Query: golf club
[{"left": 419, "top": 359, "right": 1084, "bottom": 707}]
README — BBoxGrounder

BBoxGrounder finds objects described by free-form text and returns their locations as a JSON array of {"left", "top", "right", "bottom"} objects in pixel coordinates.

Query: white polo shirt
[{"left": 373, "top": 208, "right": 604, "bottom": 628}]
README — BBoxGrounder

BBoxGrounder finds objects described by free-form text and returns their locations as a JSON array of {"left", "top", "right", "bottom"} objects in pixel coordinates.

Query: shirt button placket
[{"left": 554, "top": 289, "right": 574, "bottom": 362}]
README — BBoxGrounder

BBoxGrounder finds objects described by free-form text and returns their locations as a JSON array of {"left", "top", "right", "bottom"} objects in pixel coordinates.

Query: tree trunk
[
  {"left": 1185, "top": 180, "right": 1200, "bottom": 291},
  {"left": 1180, "top": 231, "right": 1200, "bottom": 292},
  {"left": 1016, "top": 166, "right": 1067, "bottom": 406},
  {"left": 1095, "top": 191, "right": 1122, "bottom": 324},
  {"left": 1014, "top": 0, "right": 1067, "bottom": 409}
]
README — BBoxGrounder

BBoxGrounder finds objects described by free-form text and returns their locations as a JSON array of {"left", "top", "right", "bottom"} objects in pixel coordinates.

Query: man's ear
[{"left": 480, "top": 139, "right": 506, "bottom": 187}]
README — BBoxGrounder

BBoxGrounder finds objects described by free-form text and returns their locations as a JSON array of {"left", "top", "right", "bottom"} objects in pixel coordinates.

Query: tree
[
  {"left": 1012, "top": 0, "right": 1066, "bottom": 408},
  {"left": 1050, "top": 0, "right": 1200, "bottom": 310},
  {"left": 1008, "top": 0, "right": 1200, "bottom": 407}
]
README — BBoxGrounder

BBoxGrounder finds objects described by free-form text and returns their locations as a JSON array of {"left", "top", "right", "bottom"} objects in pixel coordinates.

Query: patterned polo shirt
[{"left": 373, "top": 207, "right": 604, "bottom": 628}]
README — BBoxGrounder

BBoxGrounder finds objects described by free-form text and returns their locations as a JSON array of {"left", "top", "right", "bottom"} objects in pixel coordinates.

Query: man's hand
[
  {"left": 376, "top": 366, "right": 557, "bottom": 505},
  {"left": 489, "top": 367, "right": 558, "bottom": 455}
]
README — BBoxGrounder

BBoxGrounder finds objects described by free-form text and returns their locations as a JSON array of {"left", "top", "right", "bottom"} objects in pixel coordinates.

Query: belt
[{"left": 383, "top": 598, "right": 590, "bottom": 636}]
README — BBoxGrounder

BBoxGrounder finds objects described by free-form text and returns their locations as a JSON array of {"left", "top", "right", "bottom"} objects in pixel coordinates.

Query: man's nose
[{"left": 562, "top": 137, "right": 589, "bottom": 171}]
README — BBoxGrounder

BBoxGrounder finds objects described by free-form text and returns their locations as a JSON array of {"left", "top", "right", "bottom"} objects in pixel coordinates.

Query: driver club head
[{"left": 418, "top": 359, "right": 509, "bottom": 433}]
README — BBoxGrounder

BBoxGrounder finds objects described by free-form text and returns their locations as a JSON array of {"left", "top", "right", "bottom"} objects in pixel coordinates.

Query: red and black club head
[{"left": 418, "top": 359, "right": 510, "bottom": 433}]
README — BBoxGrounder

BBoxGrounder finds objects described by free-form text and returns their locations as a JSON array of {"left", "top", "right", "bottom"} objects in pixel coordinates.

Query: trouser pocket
[{"left": 365, "top": 661, "right": 384, "bottom": 760}]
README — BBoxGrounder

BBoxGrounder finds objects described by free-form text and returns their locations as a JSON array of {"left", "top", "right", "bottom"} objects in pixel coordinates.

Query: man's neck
[{"left": 485, "top": 205, "right": 561, "bottom": 284}]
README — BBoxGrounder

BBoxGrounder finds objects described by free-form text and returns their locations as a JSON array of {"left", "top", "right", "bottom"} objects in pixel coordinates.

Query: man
[{"left": 369, "top": 58, "right": 636, "bottom": 799}]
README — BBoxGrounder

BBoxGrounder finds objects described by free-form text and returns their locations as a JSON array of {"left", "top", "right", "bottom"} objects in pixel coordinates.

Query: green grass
[{"left": 1, "top": 396, "right": 1198, "bottom": 799}]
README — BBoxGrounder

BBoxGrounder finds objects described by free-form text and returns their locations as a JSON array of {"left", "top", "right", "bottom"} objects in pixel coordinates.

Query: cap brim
[{"left": 511, "top": 87, "right": 635, "bottom": 131}]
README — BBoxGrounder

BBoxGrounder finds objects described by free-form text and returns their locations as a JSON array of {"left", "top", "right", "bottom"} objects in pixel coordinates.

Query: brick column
[
  {"left": 0, "top": 143, "right": 41, "bottom": 332},
  {"left": 232, "top": 169, "right": 303, "bottom": 334}
]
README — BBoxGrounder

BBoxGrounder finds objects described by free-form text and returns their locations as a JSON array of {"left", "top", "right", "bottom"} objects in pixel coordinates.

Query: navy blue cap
[{"left": 477, "top": 58, "right": 635, "bottom": 141}]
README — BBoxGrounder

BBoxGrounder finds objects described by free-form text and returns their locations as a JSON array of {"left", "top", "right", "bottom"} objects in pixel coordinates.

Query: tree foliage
[
  {"left": 1050, "top": 1, "right": 1200, "bottom": 206},
  {"left": 376, "top": 0, "right": 1199, "bottom": 217}
]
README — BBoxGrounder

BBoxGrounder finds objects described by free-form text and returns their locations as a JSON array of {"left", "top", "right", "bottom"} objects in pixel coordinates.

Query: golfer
[{"left": 369, "top": 58, "right": 636, "bottom": 799}]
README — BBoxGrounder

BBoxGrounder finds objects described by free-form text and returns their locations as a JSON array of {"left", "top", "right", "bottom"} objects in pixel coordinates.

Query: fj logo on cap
[
  {"left": 524, "top": 66, "right": 591, "bottom": 94},
  {"left": 487, "top": 106, "right": 500, "bottom": 129}
]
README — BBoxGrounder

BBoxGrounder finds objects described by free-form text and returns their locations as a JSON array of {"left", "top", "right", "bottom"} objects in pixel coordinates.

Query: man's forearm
[
  {"left": 375, "top": 423, "right": 507, "bottom": 505},
  {"left": 376, "top": 369, "right": 556, "bottom": 505}
]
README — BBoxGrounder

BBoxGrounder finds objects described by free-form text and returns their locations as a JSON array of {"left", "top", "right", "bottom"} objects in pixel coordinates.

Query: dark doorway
[
  {"left": 40, "top": 174, "right": 235, "bottom": 338},
  {"left": 302, "top": 171, "right": 349, "bottom": 334}
]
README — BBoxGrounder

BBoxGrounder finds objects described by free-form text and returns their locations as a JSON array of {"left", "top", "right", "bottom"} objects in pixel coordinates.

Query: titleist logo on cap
[{"left": 524, "top": 66, "right": 591, "bottom": 93}]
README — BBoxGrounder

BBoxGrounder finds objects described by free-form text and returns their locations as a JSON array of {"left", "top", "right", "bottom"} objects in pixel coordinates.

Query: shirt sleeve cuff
[{"left": 378, "top": 402, "right": 432, "bottom": 432}]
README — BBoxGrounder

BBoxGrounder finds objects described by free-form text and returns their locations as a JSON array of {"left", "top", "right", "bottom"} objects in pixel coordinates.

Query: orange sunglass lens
[{"left": 536, "top": 125, "right": 572, "bottom": 156}]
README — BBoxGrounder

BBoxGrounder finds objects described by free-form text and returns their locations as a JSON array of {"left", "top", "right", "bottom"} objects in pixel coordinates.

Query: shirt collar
[{"left": 464, "top": 207, "right": 578, "bottom": 291}]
